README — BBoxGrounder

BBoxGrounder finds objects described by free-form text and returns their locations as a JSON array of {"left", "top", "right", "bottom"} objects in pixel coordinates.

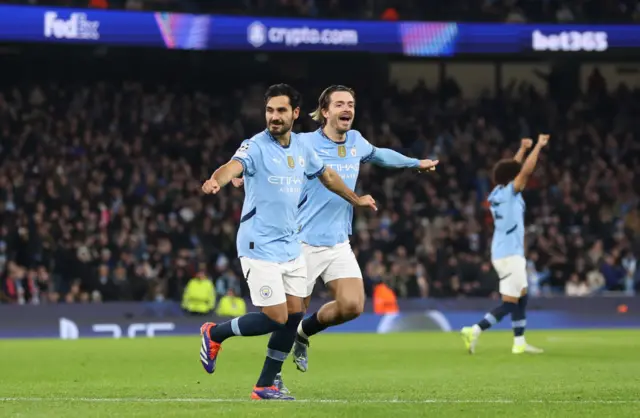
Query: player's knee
[
  {"left": 262, "top": 306, "right": 289, "bottom": 325},
  {"left": 338, "top": 297, "right": 364, "bottom": 319},
  {"left": 501, "top": 294, "right": 519, "bottom": 304}
]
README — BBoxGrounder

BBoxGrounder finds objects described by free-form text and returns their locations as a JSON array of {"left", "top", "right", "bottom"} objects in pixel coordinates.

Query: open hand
[{"left": 356, "top": 195, "right": 377, "bottom": 212}]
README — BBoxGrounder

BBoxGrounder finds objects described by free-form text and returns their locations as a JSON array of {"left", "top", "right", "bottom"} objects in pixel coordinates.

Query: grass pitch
[{"left": 1, "top": 330, "right": 639, "bottom": 417}]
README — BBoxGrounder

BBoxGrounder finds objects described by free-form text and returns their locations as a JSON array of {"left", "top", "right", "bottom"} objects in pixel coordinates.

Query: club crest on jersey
[
  {"left": 287, "top": 156, "right": 295, "bottom": 168},
  {"left": 338, "top": 145, "right": 346, "bottom": 158},
  {"left": 350, "top": 147, "right": 357, "bottom": 157}
]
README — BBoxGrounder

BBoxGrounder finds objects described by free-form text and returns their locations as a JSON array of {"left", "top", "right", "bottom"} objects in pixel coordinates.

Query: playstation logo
[{"left": 247, "top": 21, "right": 267, "bottom": 48}]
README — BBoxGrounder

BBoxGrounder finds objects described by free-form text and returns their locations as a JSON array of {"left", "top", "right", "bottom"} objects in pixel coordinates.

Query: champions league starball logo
[{"left": 247, "top": 21, "right": 267, "bottom": 48}]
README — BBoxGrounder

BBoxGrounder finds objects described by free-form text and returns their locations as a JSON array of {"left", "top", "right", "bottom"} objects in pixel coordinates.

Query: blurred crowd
[
  {"left": 0, "top": 62, "right": 638, "bottom": 305},
  {"left": 4, "top": 0, "right": 640, "bottom": 23}
]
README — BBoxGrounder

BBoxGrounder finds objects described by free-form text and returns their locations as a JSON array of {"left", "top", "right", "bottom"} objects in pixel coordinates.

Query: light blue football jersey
[
  {"left": 231, "top": 130, "right": 325, "bottom": 263},
  {"left": 488, "top": 182, "right": 526, "bottom": 260},
  {"left": 296, "top": 129, "right": 376, "bottom": 247}
]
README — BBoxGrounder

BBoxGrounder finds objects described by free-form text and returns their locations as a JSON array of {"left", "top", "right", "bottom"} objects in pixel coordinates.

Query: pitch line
[{"left": 1, "top": 397, "right": 638, "bottom": 405}]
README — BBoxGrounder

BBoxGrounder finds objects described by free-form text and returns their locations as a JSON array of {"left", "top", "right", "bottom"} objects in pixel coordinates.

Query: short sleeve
[
  {"left": 356, "top": 131, "right": 376, "bottom": 164},
  {"left": 303, "top": 142, "right": 326, "bottom": 180},
  {"left": 507, "top": 182, "right": 520, "bottom": 196},
  {"left": 231, "top": 140, "right": 258, "bottom": 177}
]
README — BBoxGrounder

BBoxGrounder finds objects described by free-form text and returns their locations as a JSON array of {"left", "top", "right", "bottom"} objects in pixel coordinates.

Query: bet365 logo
[{"left": 531, "top": 30, "right": 608, "bottom": 52}]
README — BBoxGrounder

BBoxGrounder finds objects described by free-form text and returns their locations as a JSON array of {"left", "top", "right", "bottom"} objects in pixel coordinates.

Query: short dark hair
[
  {"left": 310, "top": 85, "right": 355, "bottom": 125},
  {"left": 492, "top": 159, "right": 522, "bottom": 186},
  {"left": 264, "top": 84, "right": 302, "bottom": 110}
]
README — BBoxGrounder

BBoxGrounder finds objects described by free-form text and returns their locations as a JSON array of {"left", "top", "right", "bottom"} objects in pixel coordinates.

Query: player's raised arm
[
  {"left": 368, "top": 147, "right": 438, "bottom": 172},
  {"left": 359, "top": 133, "right": 438, "bottom": 172},
  {"left": 513, "top": 138, "right": 533, "bottom": 163},
  {"left": 513, "top": 134, "right": 549, "bottom": 192},
  {"left": 202, "top": 140, "right": 256, "bottom": 194}
]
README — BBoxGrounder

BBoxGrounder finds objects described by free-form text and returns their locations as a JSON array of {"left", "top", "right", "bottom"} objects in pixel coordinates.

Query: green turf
[{"left": 1, "top": 330, "right": 639, "bottom": 417}]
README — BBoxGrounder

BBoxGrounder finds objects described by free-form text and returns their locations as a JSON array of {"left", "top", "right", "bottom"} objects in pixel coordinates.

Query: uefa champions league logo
[{"left": 247, "top": 21, "right": 267, "bottom": 48}]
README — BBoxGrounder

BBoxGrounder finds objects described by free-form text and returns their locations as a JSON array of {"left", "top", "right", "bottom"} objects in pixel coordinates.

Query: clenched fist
[{"left": 202, "top": 178, "right": 221, "bottom": 194}]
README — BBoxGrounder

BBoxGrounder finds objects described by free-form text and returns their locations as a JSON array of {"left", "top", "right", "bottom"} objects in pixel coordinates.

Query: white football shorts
[
  {"left": 492, "top": 255, "right": 528, "bottom": 298},
  {"left": 239, "top": 255, "right": 307, "bottom": 307},
  {"left": 302, "top": 241, "right": 363, "bottom": 297}
]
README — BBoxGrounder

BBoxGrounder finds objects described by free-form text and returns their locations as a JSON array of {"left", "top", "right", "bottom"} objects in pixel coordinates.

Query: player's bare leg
[{"left": 293, "top": 278, "right": 364, "bottom": 372}]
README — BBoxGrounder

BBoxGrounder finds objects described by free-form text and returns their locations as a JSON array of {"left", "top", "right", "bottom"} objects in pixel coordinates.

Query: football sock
[
  {"left": 298, "top": 312, "right": 328, "bottom": 340},
  {"left": 256, "top": 312, "right": 304, "bottom": 387},
  {"left": 512, "top": 294, "right": 528, "bottom": 344},
  {"left": 476, "top": 302, "right": 518, "bottom": 331},
  {"left": 209, "top": 312, "right": 283, "bottom": 344}
]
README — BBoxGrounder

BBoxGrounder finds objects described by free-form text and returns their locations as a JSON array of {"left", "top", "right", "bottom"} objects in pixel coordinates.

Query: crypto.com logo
[{"left": 247, "top": 21, "right": 267, "bottom": 48}]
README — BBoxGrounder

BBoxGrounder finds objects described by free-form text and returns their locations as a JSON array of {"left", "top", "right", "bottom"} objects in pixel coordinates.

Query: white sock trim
[{"left": 297, "top": 320, "right": 309, "bottom": 340}]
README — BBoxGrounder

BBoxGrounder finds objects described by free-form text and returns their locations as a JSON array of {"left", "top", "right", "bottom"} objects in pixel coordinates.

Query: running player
[
  {"left": 199, "top": 84, "right": 376, "bottom": 401},
  {"left": 291, "top": 85, "right": 438, "bottom": 375},
  {"left": 231, "top": 85, "right": 438, "bottom": 391},
  {"left": 461, "top": 135, "right": 549, "bottom": 355}
]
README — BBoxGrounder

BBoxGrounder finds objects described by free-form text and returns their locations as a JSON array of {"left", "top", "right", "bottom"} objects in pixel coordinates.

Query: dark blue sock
[
  {"left": 256, "top": 312, "right": 304, "bottom": 388},
  {"left": 300, "top": 312, "right": 328, "bottom": 340},
  {"left": 512, "top": 294, "right": 528, "bottom": 337},
  {"left": 477, "top": 302, "right": 518, "bottom": 331},
  {"left": 209, "top": 312, "right": 283, "bottom": 344}
]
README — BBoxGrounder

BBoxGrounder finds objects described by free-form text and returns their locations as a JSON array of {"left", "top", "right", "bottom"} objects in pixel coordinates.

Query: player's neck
[
  {"left": 322, "top": 126, "right": 346, "bottom": 143},
  {"left": 274, "top": 131, "right": 291, "bottom": 147}
]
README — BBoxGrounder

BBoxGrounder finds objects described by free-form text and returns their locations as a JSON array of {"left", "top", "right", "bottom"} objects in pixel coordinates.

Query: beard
[{"left": 268, "top": 121, "right": 291, "bottom": 136}]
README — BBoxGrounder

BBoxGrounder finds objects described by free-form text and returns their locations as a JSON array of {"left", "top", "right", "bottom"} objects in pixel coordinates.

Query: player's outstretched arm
[
  {"left": 513, "top": 134, "right": 549, "bottom": 192},
  {"left": 318, "top": 167, "right": 377, "bottom": 211},
  {"left": 514, "top": 138, "right": 533, "bottom": 163},
  {"left": 202, "top": 160, "right": 244, "bottom": 195},
  {"left": 368, "top": 147, "right": 438, "bottom": 172}
]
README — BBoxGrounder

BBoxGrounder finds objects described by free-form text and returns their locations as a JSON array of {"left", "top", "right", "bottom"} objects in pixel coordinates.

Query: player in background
[
  {"left": 199, "top": 84, "right": 377, "bottom": 401},
  {"left": 461, "top": 135, "right": 549, "bottom": 355}
]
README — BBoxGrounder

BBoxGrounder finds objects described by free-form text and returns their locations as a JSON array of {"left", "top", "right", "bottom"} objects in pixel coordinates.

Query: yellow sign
[
  {"left": 287, "top": 156, "right": 295, "bottom": 168},
  {"left": 338, "top": 145, "right": 346, "bottom": 158}
]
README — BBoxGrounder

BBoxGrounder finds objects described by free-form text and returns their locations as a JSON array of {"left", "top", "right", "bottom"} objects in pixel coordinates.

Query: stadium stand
[{"left": 0, "top": 44, "right": 637, "bottom": 306}]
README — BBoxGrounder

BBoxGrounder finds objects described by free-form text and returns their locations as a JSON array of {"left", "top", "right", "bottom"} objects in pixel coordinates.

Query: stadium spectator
[
  {"left": 181, "top": 271, "right": 216, "bottom": 315},
  {"left": 216, "top": 288, "right": 247, "bottom": 318}
]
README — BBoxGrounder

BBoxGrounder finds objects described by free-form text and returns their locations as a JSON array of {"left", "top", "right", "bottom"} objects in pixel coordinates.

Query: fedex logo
[
  {"left": 44, "top": 11, "right": 100, "bottom": 41},
  {"left": 531, "top": 30, "right": 607, "bottom": 52}
]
